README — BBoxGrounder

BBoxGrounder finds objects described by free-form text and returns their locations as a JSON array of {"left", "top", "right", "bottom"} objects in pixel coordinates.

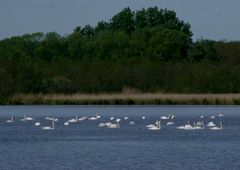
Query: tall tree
[{"left": 110, "top": 7, "right": 135, "bottom": 33}]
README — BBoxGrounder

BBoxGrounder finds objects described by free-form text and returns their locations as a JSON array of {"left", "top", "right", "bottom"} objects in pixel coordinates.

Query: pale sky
[{"left": 0, "top": 0, "right": 239, "bottom": 41}]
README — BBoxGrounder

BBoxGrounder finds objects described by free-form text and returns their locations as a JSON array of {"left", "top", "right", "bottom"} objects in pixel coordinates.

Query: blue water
[{"left": 0, "top": 105, "right": 240, "bottom": 170}]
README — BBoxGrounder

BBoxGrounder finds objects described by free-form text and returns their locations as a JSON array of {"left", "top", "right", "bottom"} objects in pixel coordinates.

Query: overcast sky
[{"left": 0, "top": 0, "right": 239, "bottom": 41}]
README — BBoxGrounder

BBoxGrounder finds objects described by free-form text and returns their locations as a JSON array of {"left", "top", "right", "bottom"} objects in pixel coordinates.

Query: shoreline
[{"left": 4, "top": 93, "right": 240, "bottom": 105}]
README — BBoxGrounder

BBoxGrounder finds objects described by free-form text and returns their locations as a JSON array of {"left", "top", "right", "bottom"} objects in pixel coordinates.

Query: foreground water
[{"left": 0, "top": 105, "right": 239, "bottom": 170}]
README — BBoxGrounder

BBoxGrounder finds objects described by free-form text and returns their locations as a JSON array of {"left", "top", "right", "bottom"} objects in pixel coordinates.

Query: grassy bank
[{"left": 5, "top": 93, "right": 240, "bottom": 105}]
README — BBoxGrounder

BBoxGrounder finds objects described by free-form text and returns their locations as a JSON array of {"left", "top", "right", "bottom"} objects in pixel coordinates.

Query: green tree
[
  {"left": 81, "top": 25, "right": 94, "bottom": 37},
  {"left": 95, "top": 21, "right": 110, "bottom": 33},
  {"left": 188, "top": 39, "right": 218, "bottom": 62},
  {"left": 110, "top": 7, "right": 135, "bottom": 33}
]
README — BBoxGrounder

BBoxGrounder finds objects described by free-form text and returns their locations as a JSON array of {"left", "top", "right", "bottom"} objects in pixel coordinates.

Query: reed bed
[{"left": 7, "top": 93, "right": 240, "bottom": 105}]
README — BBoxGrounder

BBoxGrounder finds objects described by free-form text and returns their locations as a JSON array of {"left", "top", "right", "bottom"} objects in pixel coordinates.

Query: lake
[{"left": 0, "top": 105, "right": 239, "bottom": 170}]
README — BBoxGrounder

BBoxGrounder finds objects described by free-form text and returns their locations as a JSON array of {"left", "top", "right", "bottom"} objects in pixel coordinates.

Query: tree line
[{"left": 0, "top": 7, "right": 240, "bottom": 101}]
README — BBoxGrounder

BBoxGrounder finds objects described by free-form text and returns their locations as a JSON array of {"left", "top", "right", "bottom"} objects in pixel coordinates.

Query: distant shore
[{"left": 4, "top": 93, "right": 240, "bottom": 105}]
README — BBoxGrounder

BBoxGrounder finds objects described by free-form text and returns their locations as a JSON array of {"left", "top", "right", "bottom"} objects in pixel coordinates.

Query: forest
[{"left": 1, "top": 7, "right": 240, "bottom": 103}]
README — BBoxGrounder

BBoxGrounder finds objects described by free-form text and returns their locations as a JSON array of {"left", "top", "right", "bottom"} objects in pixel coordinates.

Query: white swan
[
  {"left": 99, "top": 119, "right": 121, "bottom": 128},
  {"left": 210, "top": 122, "right": 223, "bottom": 130},
  {"left": 147, "top": 120, "right": 161, "bottom": 130},
  {"left": 78, "top": 116, "right": 87, "bottom": 121},
  {"left": 108, "top": 122, "right": 120, "bottom": 128},
  {"left": 98, "top": 123, "right": 107, "bottom": 127},
  {"left": 88, "top": 113, "right": 101, "bottom": 120},
  {"left": 105, "top": 118, "right": 121, "bottom": 128},
  {"left": 146, "top": 124, "right": 156, "bottom": 128},
  {"left": 146, "top": 119, "right": 158, "bottom": 128},
  {"left": 124, "top": 116, "right": 128, "bottom": 120},
  {"left": 176, "top": 125, "right": 185, "bottom": 129},
  {"left": 68, "top": 115, "right": 78, "bottom": 123},
  {"left": 116, "top": 118, "right": 121, "bottom": 123},
  {"left": 146, "top": 120, "right": 160, "bottom": 128},
  {"left": 46, "top": 117, "right": 58, "bottom": 122},
  {"left": 96, "top": 113, "right": 101, "bottom": 119},
  {"left": 170, "top": 113, "right": 175, "bottom": 119},
  {"left": 194, "top": 121, "right": 205, "bottom": 130},
  {"left": 129, "top": 121, "right": 135, "bottom": 125},
  {"left": 180, "top": 122, "right": 205, "bottom": 130},
  {"left": 210, "top": 115, "right": 215, "bottom": 119},
  {"left": 21, "top": 115, "right": 35, "bottom": 121},
  {"left": 104, "top": 122, "right": 113, "bottom": 127},
  {"left": 218, "top": 112, "right": 224, "bottom": 117},
  {"left": 160, "top": 114, "right": 171, "bottom": 120},
  {"left": 88, "top": 116, "right": 97, "bottom": 120},
  {"left": 207, "top": 121, "right": 216, "bottom": 127},
  {"left": 45, "top": 117, "right": 51, "bottom": 120},
  {"left": 35, "top": 122, "right": 41, "bottom": 126},
  {"left": 195, "top": 121, "right": 202, "bottom": 126},
  {"left": 184, "top": 124, "right": 195, "bottom": 130},
  {"left": 25, "top": 116, "right": 34, "bottom": 121},
  {"left": 110, "top": 117, "right": 115, "bottom": 120},
  {"left": 166, "top": 121, "right": 174, "bottom": 125},
  {"left": 64, "top": 121, "right": 69, "bottom": 126},
  {"left": 6, "top": 116, "right": 15, "bottom": 123},
  {"left": 176, "top": 121, "right": 195, "bottom": 130},
  {"left": 108, "top": 124, "right": 119, "bottom": 128},
  {"left": 99, "top": 121, "right": 118, "bottom": 128},
  {"left": 41, "top": 120, "right": 55, "bottom": 130},
  {"left": 142, "top": 116, "right": 146, "bottom": 120}
]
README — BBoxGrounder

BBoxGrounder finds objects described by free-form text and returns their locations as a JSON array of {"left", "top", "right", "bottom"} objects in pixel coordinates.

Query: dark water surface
[{"left": 0, "top": 105, "right": 239, "bottom": 170}]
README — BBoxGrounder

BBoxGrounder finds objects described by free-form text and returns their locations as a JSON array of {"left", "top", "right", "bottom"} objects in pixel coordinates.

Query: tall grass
[{"left": 6, "top": 93, "right": 240, "bottom": 105}]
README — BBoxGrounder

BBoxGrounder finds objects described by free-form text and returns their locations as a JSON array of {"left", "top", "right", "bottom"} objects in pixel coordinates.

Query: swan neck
[
  {"left": 220, "top": 122, "right": 223, "bottom": 129},
  {"left": 157, "top": 120, "right": 161, "bottom": 129}
]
